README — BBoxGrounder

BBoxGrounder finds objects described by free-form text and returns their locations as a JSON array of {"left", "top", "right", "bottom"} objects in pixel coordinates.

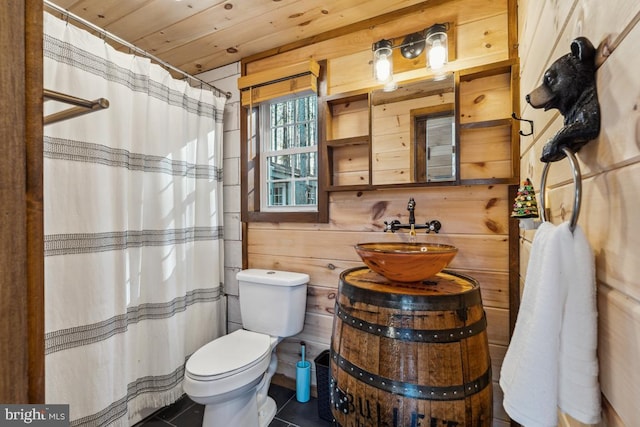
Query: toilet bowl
[
  {"left": 183, "top": 329, "right": 279, "bottom": 427},
  {"left": 183, "top": 269, "right": 309, "bottom": 427}
]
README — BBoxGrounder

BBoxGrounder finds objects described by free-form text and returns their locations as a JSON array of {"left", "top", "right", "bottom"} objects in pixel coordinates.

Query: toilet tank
[{"left": 236, "top": 269, "right": 309, "bottom": 337}]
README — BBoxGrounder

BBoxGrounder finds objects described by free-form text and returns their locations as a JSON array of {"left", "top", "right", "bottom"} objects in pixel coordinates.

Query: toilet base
[
  {"left": 258, "top": 397, "right": 277, "bottom": 427},
  {"left": 201, "top": 387, "right": 259, "bottom": 427},
  {"left": 199, "top": 392, "right": 276, "bottom": 427}
]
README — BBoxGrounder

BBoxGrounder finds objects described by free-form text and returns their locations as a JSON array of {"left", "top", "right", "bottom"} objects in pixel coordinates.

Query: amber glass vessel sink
[{"left": 354, "top": 242, "right": 458, "bottom": 282}]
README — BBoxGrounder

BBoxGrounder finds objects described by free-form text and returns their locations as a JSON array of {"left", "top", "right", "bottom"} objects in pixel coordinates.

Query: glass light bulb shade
[
  {"left": 428, "top": 39, "right": 447, "bottom": 69},
  {"left": 425, "top": 24, "right": 448, "bottom": 70},
  {"left": 375, "top": 53, "right": 392, "bottom": 82},
  {"left": 373, "top": 40, "right": 394, "bottom": 83}
]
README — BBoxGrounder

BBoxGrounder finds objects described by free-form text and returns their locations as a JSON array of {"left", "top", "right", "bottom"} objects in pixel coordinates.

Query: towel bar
[{"left": 539, "top": 146, "right": 582, "bottom": 232}]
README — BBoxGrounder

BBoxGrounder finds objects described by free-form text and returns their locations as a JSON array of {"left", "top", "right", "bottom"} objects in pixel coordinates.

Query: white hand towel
[
  {"left": 500, "top": 222, "right": 601, "bottom": 426},
  {"left": 500, "top": 222, "right": 565, "bottom": 427},
  {"left": 557, "top": 223, "right": 600, "bottom": 424}
]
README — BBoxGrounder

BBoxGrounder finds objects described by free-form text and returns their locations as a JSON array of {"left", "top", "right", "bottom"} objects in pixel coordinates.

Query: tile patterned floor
[{"left": 135, "top": 384, "right": 334, "bottom": 427}]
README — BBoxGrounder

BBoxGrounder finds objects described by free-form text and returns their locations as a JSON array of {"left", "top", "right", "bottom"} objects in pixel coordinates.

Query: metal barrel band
[
  {"left": 539, "top": 146, "right": 582, "bottom": 232},
  {"left": 335, "top": 305, "right": 487, "bottom": 343},
  {"left": 330, "top": 348, "right": 491, "bottom": 401}
]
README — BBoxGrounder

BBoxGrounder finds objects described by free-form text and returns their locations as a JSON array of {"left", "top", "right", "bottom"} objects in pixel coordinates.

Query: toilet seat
[{"left": 186, "top": 329, "right": 272, "bottom": 382}]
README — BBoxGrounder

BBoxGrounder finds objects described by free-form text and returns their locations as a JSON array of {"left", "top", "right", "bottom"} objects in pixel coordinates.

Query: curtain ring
[{"left": 539, "top": 146, "right": 582, "bottom": 232}]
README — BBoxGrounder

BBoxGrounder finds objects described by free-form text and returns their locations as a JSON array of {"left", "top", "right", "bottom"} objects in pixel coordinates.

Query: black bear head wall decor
[{"left": 526, "top": 37, "right": 601, "bottom": 163}]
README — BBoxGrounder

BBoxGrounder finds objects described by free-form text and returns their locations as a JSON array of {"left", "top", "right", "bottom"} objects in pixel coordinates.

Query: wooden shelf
[
  {"left": 460, "top": 177, "right": 518, "bottom": 186},
  {"left": 458, "top": 63, "right": 517, "bottom": 182},
  {"left": 325, "top": 91, "right": 370, "bottom": 104},
  {"left": 324, "top": 91, "right": 371, "bottom": 187},
  {"left": 326, "top": 184, "right": 374, "bottom": 192},
  {"left": 327, "top": 179, "right": 461, "bottom": 192},
  {"left": 326, "top": 135, "right": 370, "bottom": 147},
  {"left": 458, "top": 59, "right": 515, "bottom": 81},
  {"left": 326, "top": 93, "right": 369, "bottom": 141},
  {"left": 460, "top": 118, "right": 511, "bottom": 130}
]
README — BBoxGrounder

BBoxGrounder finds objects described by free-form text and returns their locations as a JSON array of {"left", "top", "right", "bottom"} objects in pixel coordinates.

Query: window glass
[{"left": 262, "top": 94, "right": 318, "bottom": 211}]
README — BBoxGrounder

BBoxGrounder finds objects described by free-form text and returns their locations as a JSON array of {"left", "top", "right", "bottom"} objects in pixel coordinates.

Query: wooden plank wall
[
  {"left": 237, "top": 1, "right": 516, "bottom": 425},
  {"left": 518, "top": 0, "right": 640, "bottom": 425}
]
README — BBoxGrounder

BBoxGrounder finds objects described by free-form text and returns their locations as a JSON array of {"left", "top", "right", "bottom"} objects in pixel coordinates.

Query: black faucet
[
  {"left": 407, "top": 197, "right": 416, "bottom": 226},
  {"left": 383, "top": 197, "right": 441, "bottom": 234}
]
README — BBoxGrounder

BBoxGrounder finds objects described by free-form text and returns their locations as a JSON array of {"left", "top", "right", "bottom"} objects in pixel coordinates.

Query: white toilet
[{"left": 183, "top": 269, "right": 309, "bottom": 427}]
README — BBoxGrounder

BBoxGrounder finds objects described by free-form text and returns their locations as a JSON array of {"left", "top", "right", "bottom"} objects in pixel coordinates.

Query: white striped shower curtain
[{"left": 43, "top": 12, "right": 226, "bottom": 427}]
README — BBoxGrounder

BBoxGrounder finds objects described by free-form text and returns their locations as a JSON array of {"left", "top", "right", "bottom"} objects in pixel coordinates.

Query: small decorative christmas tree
[{"left": 511, "top": 178, "right": 539, "bottom": 219}]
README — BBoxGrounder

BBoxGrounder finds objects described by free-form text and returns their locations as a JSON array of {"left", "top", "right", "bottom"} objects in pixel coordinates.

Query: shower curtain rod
[
  {"left": 44, "top": 88, "right": 110, "bottom": 125},
  {"left": 43, "top": 0, "right": 232, "bottom": 99}
]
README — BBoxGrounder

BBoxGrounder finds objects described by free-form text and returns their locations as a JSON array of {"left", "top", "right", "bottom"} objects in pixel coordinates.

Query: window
[
  {"left": 260, "top": 94, "right": 318, "bottom": 212},
  {"left": 239, "top": 59, "right": 327, "bottom": 223}
]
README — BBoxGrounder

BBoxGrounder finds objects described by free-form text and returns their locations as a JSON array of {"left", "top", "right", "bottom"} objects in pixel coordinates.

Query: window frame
[{"left": 240, "top": 61, "right": 328, "bottom": 223}]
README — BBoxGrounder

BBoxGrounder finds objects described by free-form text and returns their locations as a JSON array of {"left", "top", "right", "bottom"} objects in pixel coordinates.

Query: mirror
[{"left": 370, "top": 73, "right": 456, "bottom": 185}]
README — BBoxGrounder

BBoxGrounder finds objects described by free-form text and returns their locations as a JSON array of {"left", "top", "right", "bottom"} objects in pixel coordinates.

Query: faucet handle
[
  {"left": 426, "top": 220, "right": 441, "bottom": 234},
  {"left": 383, "top": 219, "right": 400, "bottom": 232}
]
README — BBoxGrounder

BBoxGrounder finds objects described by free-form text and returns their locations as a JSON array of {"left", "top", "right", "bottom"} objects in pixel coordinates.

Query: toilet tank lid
[{"left": 236, "top": 269, "right": 309, "bottom": 286}]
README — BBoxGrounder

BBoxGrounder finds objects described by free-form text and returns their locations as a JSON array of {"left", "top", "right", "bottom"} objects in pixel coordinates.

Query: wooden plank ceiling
[{"left": 45, "top": 0, "right": 433, "bottom": 75}]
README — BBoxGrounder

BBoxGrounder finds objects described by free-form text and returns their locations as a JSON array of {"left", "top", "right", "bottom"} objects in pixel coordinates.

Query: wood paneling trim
[
  {"left": 507, "top": 0, "right": 518, "bottom": 59},
  {"left": 0, "top": 0, "right": 28, "bottom": 401},
  {"left": 237, "top": 59, "right": 320, "bottom": 90},
  {"left": 510, "top": 61, "right": 520, "bottom": 180},
  {"left": 26, "top": 0, "right": 44, "bottom": 403},
  {"left": 240, "top": 74, "right": 317, "bottom": 106},
  {"left": 507, "top": 185, "right": 519, "bottom": 336},
  {"left": 0, "top": 0, "right": 44, "bottom": 402}
]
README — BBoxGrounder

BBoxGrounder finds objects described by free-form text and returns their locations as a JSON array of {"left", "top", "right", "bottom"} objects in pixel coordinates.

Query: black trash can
[{"left": 314, "top": 349, "right": 334, "bottom": 422}]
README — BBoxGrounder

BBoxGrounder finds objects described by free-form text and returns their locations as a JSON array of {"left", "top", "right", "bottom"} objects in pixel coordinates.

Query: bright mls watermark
[{"left": 0, "top": 405, "right": 69, "bottom": 427}]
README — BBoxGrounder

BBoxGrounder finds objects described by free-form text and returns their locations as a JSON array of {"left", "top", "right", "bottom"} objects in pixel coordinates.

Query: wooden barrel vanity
[{"left": 330, "top": 266, "right": 492, "bottom": 427}]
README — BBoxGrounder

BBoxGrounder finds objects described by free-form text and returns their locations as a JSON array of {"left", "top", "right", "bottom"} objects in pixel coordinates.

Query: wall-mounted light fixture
[
  {"left": 373, "top": 39, "right": 393, "bottom": 84},
  {"left": 425, "top": 23, "right": 448, "bottom": 70},
  {"left": 372, "top": 23, "right": 450, "bottom": 87}
]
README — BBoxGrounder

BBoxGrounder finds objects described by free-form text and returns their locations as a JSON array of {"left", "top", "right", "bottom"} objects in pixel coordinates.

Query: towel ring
[{"left": 539, "top": 147, "right": 582, "bottom": 232}]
